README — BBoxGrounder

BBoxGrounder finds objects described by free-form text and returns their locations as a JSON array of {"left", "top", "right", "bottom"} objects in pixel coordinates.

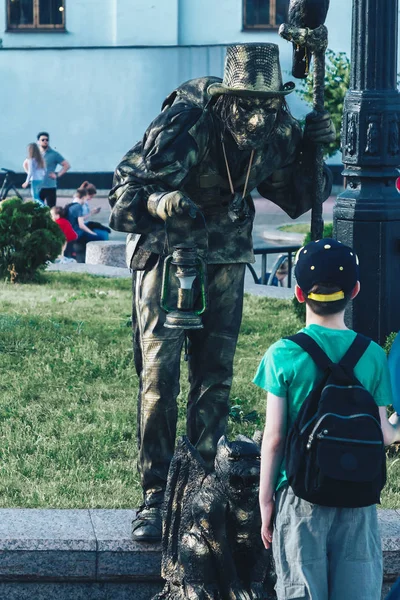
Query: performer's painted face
[{"left": 225, "top": 97, "right": 282, "bottom": 150}]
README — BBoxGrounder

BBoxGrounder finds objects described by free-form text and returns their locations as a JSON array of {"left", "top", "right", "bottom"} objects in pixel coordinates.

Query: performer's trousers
[{"left": 132, "top": 256, "right": 246, "bottom": 503}]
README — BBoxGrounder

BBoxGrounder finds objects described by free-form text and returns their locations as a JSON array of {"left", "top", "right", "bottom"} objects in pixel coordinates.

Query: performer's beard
[
  {"left": 215, "top": 95, "right": 282, "bottom": 150},
  {"left": 226, "top": 111, "right": 278, "bottom": 150}
]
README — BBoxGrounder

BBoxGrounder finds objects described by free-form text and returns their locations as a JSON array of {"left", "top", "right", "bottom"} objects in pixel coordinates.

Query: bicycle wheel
[{"left": 1, "top": 184, "right": 23, "bottom": 201}]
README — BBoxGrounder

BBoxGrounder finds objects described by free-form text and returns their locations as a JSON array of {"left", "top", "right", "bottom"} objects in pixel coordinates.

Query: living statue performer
[
  {"left": 109, "top": 43, "right": 335, "bottom": 542},
  {"left": 152, "top": 435, "right": 275, "bottom": 600}
]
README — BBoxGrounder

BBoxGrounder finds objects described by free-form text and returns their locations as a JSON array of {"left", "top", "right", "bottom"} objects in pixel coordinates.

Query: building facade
[{"left": 0, "top": 0, "right": 353, "bottom": 179}]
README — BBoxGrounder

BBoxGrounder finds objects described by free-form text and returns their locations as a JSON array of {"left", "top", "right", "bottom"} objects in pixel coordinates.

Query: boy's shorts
[{"left": 273, "top": 486, "right": 383, "bottom": 600}]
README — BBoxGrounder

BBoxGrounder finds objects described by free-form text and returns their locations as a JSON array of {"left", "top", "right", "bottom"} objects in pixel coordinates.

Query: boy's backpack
[{"left": 284, "top": 332, "right": 386, "bottom": 508}]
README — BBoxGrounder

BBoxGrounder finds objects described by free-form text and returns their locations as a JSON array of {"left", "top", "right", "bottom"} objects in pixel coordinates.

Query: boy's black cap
[{"left": 295, "top": 238, "right": 359, "bottom": 299}]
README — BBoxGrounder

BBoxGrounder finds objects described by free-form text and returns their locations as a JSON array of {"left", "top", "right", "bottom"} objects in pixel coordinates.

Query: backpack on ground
[{"left": 284, "top": 332, "right": 386, "bottom": 508}]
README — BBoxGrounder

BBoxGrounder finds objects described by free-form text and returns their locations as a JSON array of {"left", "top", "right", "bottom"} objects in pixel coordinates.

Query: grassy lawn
[
  {"left": 278, "top": 223, "right": 332, "bottom": 234},
  {"left": 0, "top": 272, "right": 398, "bottom": 509}
]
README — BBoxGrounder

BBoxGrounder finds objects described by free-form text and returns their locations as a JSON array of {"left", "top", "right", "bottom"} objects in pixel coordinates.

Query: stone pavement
[
  {"left": 50, "top": 191, "right": 327, "bottom": 300},
  {"left": 50, "top": 189, "right": 337, "bottom": 299},
  {"left": 55, "top": 190, "right": 336, "bottom": 247},
  {"left": 46, "top": 260, "right": 295, "bottom": 300},
  {"left": 0, "top": 508, "right": 395, "bottom": 598}
]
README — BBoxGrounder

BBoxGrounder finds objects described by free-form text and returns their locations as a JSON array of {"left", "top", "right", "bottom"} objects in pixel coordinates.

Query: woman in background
[
  {"left": 74, "top": 181, "right": 102, "bottom": 222},
  {"left": 66, "top": 186, "right": 110, "bottom": 243},
  {"left": 22, "top": 143, "right": 46, "bottom": 205}
]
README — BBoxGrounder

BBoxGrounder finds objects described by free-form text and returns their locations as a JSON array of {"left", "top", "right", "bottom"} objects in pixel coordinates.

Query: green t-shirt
[{"left": 253, "top": 324, "right": 393, "bottom": 492}]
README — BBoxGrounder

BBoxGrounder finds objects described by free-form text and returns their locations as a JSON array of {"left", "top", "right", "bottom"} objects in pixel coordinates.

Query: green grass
[
  {"left": 0, "top": 272, "right": 398, "bottom": 509},
  {"left": 277, "top": 223, "right": 310, "bottom": 234},
  {"left": 278, "top": 222, "right": 332, "bottom": 234}
]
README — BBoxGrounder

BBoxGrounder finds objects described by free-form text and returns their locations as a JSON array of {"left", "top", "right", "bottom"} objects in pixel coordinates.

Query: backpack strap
[
  {"left": 339, "top": 334, "right": 371, "bottom": 370},
  {"left": 285, "top": 333, "right": 333, "bottom": 372}
]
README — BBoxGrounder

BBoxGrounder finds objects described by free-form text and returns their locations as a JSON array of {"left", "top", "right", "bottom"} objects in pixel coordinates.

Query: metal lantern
[{"left": 161, "top": 245, "right": 207, "bottom": 330}]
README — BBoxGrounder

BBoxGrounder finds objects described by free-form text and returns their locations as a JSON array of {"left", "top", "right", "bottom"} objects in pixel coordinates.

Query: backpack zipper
[
  {"left": 323, "top": 384, "right": 368, "bottom": 392},
  {"left": 306, "top": 413, "right": 382, "bottom": 450},
  {"left": 299, "top": 385, "right": 374, "bottom": 436},
  {"left": 316, "top": 432, "right": 383, "bottom": 445}
]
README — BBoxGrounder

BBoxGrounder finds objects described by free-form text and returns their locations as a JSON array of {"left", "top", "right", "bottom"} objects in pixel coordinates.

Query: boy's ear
[
  {"left": 295, "top": 285, "right": 306, "bottom": 303},
  {"left": 350, "top": 281, "right": 360, "bottom": 300}
]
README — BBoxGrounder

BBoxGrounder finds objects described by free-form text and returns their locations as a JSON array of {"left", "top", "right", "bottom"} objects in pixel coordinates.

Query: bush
[
  {"left": 297, "top": 49, "right": 350, "bottom": 158},
  {"left": 384, "top": 332, "right": 398, "bottom": 356},
  {"left": 0, "top": 198, "right": 64, "bottom": 282}
]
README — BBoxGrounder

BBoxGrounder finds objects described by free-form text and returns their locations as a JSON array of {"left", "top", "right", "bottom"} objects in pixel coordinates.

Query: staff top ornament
[{"left": 286, "top": 0, "right": 330, "bottom": 78}]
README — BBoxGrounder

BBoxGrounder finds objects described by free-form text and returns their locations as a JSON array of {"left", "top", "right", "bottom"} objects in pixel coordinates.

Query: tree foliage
[
  {"left": 297, "top": 49, "right": 350, "bottom": 158},
  {"left": 0, "top": 198, "right": 64, "bottom": 282}
]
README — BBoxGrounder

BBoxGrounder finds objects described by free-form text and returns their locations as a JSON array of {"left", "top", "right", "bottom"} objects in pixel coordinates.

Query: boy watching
[{"left": 254, "top": 238, "right": 400, "bottom": 600}]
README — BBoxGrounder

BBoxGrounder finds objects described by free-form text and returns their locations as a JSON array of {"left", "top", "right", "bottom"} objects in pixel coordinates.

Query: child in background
[
  {"left": 22, "top": 143, "right": 46, "bottom": 204},
  {"left": 76, "top": 181, "right": 101, "bottom": 222},
  {"left": 50, "top": 206, "right": 78, "bottom": 264},
  {"left": 67, "top": 186, "right": 109, "bottom": 243},
  {"left": 255, "top": 238, "right": 400, "bottom": 600}
]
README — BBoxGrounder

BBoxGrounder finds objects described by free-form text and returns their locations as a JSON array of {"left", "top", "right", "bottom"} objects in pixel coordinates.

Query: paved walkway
[
  {"left": 55, "top": 190, "right": 336, "bottom": 246},
  {"left": 49, "top": 191, "right": 338, "bottom": 300},
  {"left": 46, "top": 261, "right": 295, "bottom": 299}
]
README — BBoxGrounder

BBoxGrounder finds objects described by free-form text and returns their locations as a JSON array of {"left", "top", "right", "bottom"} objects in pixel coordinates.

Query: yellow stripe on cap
[{"left": 307, "top": 291, "right": 345, "bottom": 302}]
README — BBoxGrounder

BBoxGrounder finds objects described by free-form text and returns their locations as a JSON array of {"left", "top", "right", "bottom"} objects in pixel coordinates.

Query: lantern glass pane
[{"left": 177, "top": 275, "right": 196, "bottom": 290}]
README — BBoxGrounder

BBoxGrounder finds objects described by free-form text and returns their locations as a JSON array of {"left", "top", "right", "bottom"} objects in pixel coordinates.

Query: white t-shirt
[{"left": 26, "top": 158, "right": 46, "bottom": 182}]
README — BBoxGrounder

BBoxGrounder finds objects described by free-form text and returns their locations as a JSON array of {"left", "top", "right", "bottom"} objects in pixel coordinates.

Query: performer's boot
[{"left": 131, "top": 491, "right": 163, "bottom": 543}]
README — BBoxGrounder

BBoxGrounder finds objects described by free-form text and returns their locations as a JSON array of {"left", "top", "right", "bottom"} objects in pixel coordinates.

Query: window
[
  {"left": 243, "top": 0, "right": 289, "bottom": 30},
  {"left": 7, "top": 0, "right": 65, "bottom": 31}
]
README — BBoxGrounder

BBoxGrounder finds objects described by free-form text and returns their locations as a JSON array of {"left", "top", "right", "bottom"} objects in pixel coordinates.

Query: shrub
[
  {"left": 296, "top": 49, "right": 350, "bottom": 158},
  {"left": 384, "top": 332, "right": 398, "bottom": 356},
  {"left": 0, "top": 198, "right": 64, "bottom": 282},
  {"left": 303, "top": 222, "right": 333, "bottom": 245}
]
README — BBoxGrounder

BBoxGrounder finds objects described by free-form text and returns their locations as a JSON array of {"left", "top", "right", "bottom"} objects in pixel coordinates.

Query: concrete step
[
  {"left": 0, "top": 509, "right": 396, "bottom": 599},
  {"left": 0, "top": 509, "right": 162, "bottom": 599}
]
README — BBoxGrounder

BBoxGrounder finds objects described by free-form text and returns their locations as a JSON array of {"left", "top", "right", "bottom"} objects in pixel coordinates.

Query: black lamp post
[{"left": 334, "top": 0, "right": 400, "bottom": 344}]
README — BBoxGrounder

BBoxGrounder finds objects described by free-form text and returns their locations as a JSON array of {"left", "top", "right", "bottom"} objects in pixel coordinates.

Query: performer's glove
[
  {"left": 304, "top": 110, "right": 336, "bottom": 145},
  {"left": 148, "top": 191, "right": 197, "bottom": 221}
]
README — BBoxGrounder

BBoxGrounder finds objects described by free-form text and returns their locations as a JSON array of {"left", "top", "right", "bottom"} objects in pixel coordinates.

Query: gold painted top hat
[{"left": 208, "top": 43, "right": 295, "bottom": 98}]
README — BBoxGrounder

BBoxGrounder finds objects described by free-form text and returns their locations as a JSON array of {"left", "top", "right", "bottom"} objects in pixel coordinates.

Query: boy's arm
[
  {"left": 379, "top": 407, "right": 400, "bottom": 446},
  {"left": 259, "top": 392, "right": 287, "bottom": 550}
]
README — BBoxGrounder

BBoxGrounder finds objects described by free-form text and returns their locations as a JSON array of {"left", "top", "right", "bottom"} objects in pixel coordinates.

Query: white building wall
[
  {"left": 179, "top": 0, "right": 353, "bottom": 54},
  {"left": 0, "top": 0, "right": 353, "bottom": 52},
  {"left": 0, "top": 0, "right": 179, "bottom": 47},
  {"left": 0, "top": 0, "right": 381, "bottom": 174},
  {"left": 0, "top": 46, "right": 227, "bottom": 172}
]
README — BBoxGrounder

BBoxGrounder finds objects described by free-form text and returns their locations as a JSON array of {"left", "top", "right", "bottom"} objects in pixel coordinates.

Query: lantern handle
[
  {"left": 164, "top": 208, "right": 209, "bottom": 261},
  {"left": 194, "top": 255, "right": 208, "bottom": 316},
  {"left": 160, "top": 254, "right": 175, "bottom": 313}
]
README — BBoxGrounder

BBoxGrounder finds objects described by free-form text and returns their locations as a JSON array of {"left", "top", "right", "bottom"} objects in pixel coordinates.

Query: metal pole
[
  {"left": 310, "top": 44, "right": 327, "bottom": 241},
  {"left": 334, "top": 0, "right": 400, "bottom": 344}
]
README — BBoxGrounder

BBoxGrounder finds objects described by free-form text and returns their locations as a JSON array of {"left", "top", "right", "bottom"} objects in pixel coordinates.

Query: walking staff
[{"left": 280, "top": 0, "right": 331, "bottom": 241}]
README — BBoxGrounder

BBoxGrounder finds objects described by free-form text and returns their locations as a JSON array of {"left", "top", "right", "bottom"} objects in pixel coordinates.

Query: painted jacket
[{"left": 109, "top": 77, "right": 331, "bottom": 269}]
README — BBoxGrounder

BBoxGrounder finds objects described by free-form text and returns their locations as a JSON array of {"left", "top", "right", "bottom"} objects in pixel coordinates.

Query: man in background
[{"left": 36, "top": 132, "right": 70, "bottom": 207}]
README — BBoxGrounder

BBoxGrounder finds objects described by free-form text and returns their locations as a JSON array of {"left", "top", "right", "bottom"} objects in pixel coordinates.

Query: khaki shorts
[{"left": 273, "top": 486, "right": 383, "bottom": 600}]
